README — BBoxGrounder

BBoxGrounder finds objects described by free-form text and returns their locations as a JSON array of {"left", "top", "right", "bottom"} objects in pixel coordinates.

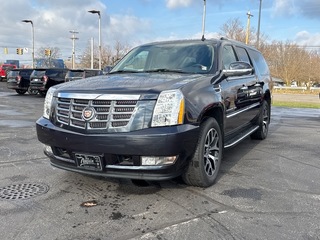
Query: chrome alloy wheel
[
  {"left": 262, "top": 103, "right": 270, "bottom": 134},
  {"left": 203, "top": 128, "right": 220, "bottom": 177}
]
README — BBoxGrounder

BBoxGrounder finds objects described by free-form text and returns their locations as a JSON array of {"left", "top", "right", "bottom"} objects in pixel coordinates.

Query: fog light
[
  {"left": 44, "top": 144, "right": 53, "bottom": 155},
  {"left": 141, "top": 156, "right": 177, "bottom": 166}
]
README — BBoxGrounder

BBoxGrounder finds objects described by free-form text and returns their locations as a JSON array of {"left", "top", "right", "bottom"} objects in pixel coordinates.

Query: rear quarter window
[{"left": 247, "top": 49, "right": 270, "bottom": 76}]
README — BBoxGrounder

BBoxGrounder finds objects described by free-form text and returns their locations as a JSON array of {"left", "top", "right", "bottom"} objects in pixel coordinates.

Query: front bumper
[{"left": 36, "top": 117, "right": 199, "bottom": 180}]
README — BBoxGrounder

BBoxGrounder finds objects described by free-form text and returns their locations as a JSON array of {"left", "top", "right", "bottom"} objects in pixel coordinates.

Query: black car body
[
  {"left": 65, "top": 69, "right": 103, "bottom": 82},
  {"left": 36, "top": 38, "right": 272, "bottom": 187},
  {"left": 6, "top": 68, "right": 34, "bottom": 94},
  {"left": 29, "top": 68, "right": 68, "bottom": 96}
]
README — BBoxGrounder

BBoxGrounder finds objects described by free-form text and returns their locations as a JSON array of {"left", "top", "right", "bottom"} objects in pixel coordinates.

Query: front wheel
[
  {"left": 182, "top": 118, "right": 223, "bottom": 188},
  {"left": 15, "top": 89, "right": 27, "bottom": 95}
]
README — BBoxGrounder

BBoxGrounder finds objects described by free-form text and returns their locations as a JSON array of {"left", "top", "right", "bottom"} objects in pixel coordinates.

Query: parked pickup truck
[
  {"left": 36, "top": 38, "right": 272, "bottom": 187},
  {"left": 0, "top": 64, "right": 17, "bottom": 81},
  {"left": 29, "top": 68, "right": 68, "bottom": 96}
]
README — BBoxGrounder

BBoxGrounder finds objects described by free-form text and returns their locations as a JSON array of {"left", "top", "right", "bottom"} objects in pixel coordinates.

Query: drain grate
[{"left": 0, "top": 183, "right": 49, "bottom": 200}]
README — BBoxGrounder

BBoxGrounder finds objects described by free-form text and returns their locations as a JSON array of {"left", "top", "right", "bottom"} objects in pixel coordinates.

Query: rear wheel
[
  {"left": 251, "top": 100, "right": 270, "bottom": 140},
  {"left": 183, "top": 118, "right": 222, "bottom": 188},
  {"left": 15, "top": 89, "right": 27, "bottom": 95},
  {"left": 39, "top": 91, "right": 46, "bottom": 97},
  {"left": 27, "top": 87, "right": 38, "bottom": 95}
]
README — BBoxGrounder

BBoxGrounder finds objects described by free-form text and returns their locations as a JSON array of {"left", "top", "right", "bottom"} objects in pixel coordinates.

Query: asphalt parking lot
[{"left": 0, "top": 81, "right": 320, "bottom": 240}]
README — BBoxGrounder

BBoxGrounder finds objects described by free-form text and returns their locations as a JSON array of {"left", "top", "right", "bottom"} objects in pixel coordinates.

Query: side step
[{"left": 224, "top": 125, "right": 259, "bottom": 149}]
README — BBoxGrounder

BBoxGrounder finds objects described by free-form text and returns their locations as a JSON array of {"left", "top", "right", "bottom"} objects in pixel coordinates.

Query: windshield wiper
[
  {"left": 109, "top": 70, "right": 140, "bottom": 74},
  {"left": 144, "top": 68, "right": 185, "bottom": 73}
]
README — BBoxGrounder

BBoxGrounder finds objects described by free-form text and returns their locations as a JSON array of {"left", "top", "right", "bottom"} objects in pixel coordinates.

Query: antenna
[{"left": 201, "top": 0, "right": 206, "bottom": 41}]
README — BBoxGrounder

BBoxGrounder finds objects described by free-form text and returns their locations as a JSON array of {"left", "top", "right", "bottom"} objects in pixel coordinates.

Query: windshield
[{"left": 111, "top": 42, "right": 215, "bottom": 74}]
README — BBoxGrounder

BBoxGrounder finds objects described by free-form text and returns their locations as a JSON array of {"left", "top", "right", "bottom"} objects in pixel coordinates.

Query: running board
[{"left": 224, "top": 126, "right": 259, "bottom": 149}]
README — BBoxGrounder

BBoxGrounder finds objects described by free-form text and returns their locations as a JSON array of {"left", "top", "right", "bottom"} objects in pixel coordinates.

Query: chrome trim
[
  {"left": 226, "top": 102, "right": 260, "bottom": 119},
  {"left": 224, "top": 126, "right": 259, "bottom": 148},
  {"left": 57, "top": 92, "right": 140, "bottom": 100},
  {"left": 106, "top": 165, "right": 166, "bottom": 170}
]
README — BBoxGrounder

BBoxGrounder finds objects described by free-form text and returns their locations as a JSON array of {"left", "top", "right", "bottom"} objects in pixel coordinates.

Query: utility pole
[
  {"left": 245, "top": 11, "right": 253, "bottom": 45},
  {"left": 70, "top": 30, "right": 79, "bottom": 69}
]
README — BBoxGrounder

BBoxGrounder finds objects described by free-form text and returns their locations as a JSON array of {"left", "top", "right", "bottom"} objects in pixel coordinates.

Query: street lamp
[
  {"left": 256, "top": 0, "right": 262, "bottom": 48},
  {"left": 22, "top": 19, "right": 34, "bottom": 68},
  {"left": 88, "top": 10, "right": 101, "bottom": 70}
]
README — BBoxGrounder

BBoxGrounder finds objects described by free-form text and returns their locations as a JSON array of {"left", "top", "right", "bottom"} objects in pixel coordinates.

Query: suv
[
  {"left": 0, "top": 64, "right": 17, "bottom": 81},
  {"left": 6, "top": 68, "right": 34, "bottom": 94},
  {"left": 65, "top": 69, "right": 103, "bottom": 82},
  {"left": 36, "top": 38, "right": 272, "bottom": 187},
  {"left": 29, "top": 68, "right": 68, "bottom": 96}
]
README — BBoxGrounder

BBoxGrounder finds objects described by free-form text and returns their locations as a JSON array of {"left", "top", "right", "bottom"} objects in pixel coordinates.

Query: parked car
[
  {"left": 29, "top": 68, "right": 69, "bottom": 96},
  {"left": 0, "top": 64, "right": 17, "bottom": 81},
  {"left": 65, "top": 69, "right": 103, "bottom": 82},
  {"left": 6, "top": 68, "right": 34, "bottom": 94},
  {"left": 36, "top": 38, "right": 272, "bottom": 188}
]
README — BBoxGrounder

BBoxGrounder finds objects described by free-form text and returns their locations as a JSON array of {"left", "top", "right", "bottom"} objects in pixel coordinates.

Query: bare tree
[
  {"left": 219, "top": 18, "right": 247, "bottom": 43},
  {"left": 36, "top": 47, "right": 61, "bottom": 59},
  {"left": 80, "top": 40, "right": 131, "bottom": 69}
]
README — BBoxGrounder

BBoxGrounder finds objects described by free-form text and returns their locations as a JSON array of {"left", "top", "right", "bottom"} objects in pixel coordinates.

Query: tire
[
  {"left": 28, "top": 87, "right": 38, "bottom": 95},
  {"left": 251, "top": 100, "right": 270, "bottom": 140},
  {"left": 39, "top": 91, "right": 47, "bottom": 97},
  {"left": 15, "top": 89, "right": 27, "bottom": 95},
  {"left": 182, "top": 118, "right": 223, "bottom": 188}
]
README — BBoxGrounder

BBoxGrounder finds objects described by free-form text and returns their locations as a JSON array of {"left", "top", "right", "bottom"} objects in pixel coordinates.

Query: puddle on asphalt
[{"left": 0, "top": 120, "right": 35, "bottom": 128}]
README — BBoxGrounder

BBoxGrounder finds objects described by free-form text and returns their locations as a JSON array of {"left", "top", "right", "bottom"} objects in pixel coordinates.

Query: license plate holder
[{"left": 75, "top": 153, "right": 103, "bottom": 171}]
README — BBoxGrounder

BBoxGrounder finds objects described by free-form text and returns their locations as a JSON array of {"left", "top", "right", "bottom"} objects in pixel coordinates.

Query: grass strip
[{"left": 272, "top": 100, "right": 320, "bottom": 109}]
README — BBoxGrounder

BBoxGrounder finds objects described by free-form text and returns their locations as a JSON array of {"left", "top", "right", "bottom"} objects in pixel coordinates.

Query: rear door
[{"left": 219, "top": 44, "right": 261, "bottom": 136}]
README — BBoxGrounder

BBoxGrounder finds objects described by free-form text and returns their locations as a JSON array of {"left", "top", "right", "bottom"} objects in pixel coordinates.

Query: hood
[{"left": 55, "top": 73, "right": 206, "bottom": 94}]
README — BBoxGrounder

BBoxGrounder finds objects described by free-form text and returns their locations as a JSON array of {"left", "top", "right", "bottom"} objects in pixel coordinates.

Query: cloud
[
  {"left": 165, "top": 0, "right": 194, "bottom": 9},
  {"left": 295, "top": 0, "right": 320, "bottom": 19},
  {"left": 294, "top": 31, "right": 320, "bottom": 46},
  {"left": 272, "top": 0, "right": 298, "bottom": 16},
  {"left": 272, "top": 0, "right": 320, "bottom": 20}
]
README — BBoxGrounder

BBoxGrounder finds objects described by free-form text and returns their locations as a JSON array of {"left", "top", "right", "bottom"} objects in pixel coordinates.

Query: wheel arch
[{"left": 199, "top": 104, "right": 224, "bottom": 134}]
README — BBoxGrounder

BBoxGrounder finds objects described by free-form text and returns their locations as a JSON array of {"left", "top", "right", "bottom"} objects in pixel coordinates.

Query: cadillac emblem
[{"left": 82, "top": 107, "right": 95, "bottom": 121}]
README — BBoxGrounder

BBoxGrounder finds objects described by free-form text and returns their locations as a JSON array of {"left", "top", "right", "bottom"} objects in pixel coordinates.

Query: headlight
[
  {"left": 151, "top": 89, "right": 185, "bottom": 127},
  {"left": 43, "top": 87, "right": 56, "bottom": 119}
]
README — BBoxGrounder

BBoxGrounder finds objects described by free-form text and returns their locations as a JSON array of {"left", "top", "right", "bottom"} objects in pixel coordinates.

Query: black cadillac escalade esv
[{"left": 36, "top": 38, "right": 272, "bottom": 187}]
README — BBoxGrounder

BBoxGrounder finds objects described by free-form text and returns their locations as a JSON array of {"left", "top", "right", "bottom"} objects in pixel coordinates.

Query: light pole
[
  {"left": 22, "top": 19, "right": 34, "bottom": 68},
  {"left": 69, "top": 30, "right": 79, "bottom": 69},
  {"left": 88, "top": 10, "right": 101, "bottom": 70},
  {"left": 256, "top": 0, "right": 262, "bottom": 48}
]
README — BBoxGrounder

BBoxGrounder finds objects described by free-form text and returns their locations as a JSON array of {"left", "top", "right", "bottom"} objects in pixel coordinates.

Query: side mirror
[{"left": 223, "top": 61, "right": 253, "bottom": 77}]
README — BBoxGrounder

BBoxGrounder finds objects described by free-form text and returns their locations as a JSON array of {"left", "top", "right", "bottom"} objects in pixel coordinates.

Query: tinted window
[
  {"left": 46, "top": 69, "right": 67, "bottom": 78},
  {"left": 247, "top": 49, "right": 269, "bottom": 75},
  {"left": 31, "top": 70, "right": 46, "bottom": 77},
  {"left": 222, "top": 45, "right": 237, "bottom": 69},
  {"left": 67, "top": 70, "right": 84, "bottom": 78},
  {"left": 7, "top": 71, "right": 19, "bottom": 77},
  {"left": 235, "top": 47, "right": 251, "bottom": 64}
]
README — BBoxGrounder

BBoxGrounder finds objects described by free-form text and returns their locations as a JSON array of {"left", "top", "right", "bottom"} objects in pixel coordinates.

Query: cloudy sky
[{"left": 0, "top": 0, "right": 319, "bottom": 66}]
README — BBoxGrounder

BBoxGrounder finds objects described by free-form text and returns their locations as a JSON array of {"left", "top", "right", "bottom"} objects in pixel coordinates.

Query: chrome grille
[{"left": 56, "top": 96, "right": 138, "bottom": 130}]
